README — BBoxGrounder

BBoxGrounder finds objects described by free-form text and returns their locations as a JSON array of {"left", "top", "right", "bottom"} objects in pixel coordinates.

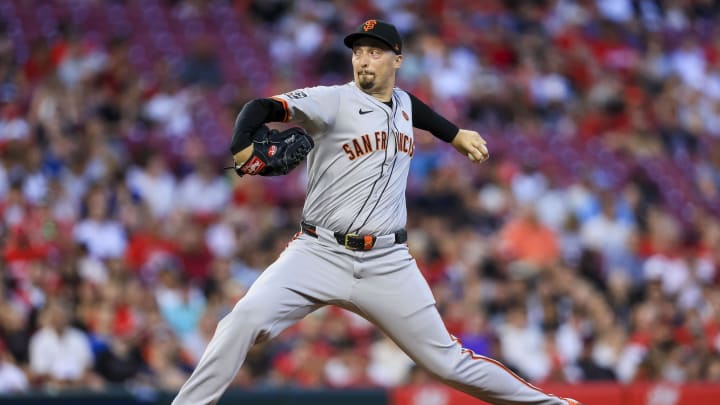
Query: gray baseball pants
[{"left": 172, "top": 228, "right": 579, "bottom": 405}]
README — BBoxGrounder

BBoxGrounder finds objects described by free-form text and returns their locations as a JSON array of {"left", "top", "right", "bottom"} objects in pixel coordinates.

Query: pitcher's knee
[{"left": 220, "top": 300, "right": 270, "bottom": 338}]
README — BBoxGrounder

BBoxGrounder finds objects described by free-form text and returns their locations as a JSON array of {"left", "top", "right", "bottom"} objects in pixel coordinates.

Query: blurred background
[{"left": 1, "top": 0, "right": 720, "bottom": 404}]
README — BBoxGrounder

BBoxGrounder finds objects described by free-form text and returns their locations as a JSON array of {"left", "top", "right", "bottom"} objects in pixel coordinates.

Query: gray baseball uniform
[{"left": 171, "top": 81, "right": 580, "bottom": 405}]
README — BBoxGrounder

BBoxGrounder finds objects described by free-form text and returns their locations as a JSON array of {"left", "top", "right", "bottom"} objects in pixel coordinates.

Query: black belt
[{"left": 301, "top": 221, "right": 407, "bottom": 251}]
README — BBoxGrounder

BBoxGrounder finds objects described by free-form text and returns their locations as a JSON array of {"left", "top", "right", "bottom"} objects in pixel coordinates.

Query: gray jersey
[
  {"left": 273, "top": 82, "right": 415, "bottom": 235},
  {"left": 175, "top": 82, "right": 581, "bottom": 405},
  {"left": 174, "top": 17, "right": 582, "bottom": 405}
]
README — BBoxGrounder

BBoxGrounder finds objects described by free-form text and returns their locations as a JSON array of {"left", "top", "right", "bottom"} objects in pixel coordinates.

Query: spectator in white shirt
[
  {"left": 143, "top": 78, "right": 193, "bottom": 138},
  {"left": 580, "top": 194, "right": 635, "bottom": 268},
  {"left": 0, "top": 102, "right": 30, "bottom": 142},
  {"left": 177, "top": 160, "right": 230, "bottom": 216},
  {"left": 498, "top": 304, "right": 550, "bottom": 382},
  {"left": 73, "top": 186, "right": 127, "bottom": 259},
  {"left": 0, "top": 339, "right": 28, "bottom": 393},
  {"left": 126, "top": 154, "right": 177, "bottom": 218},
  {"left": 28, "top": 301, "right": 96, "bottom": 388}
]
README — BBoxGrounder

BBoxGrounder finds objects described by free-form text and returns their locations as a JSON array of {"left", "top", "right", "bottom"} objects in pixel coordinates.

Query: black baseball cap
[{"left": 343, "top": 19, "right": 402, "bottom": 54}]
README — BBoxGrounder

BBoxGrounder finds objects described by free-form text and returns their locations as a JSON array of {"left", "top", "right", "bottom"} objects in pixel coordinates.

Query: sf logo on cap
[{"left": 363, "top": 20, "right": 377, "bottom": 31}]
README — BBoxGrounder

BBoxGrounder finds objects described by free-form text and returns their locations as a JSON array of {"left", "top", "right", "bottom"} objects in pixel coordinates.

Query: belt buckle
[
  {"left": 344, "top": 233, "right": 359, "bottom": 250},
  {"left": 344, "top": 233, "right": 375, "bottom": 251}
]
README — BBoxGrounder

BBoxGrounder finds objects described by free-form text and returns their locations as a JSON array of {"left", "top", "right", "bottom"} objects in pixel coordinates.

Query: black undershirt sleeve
[
  {"left": 229, "top": 98, "right": 287, "bottom": 154},
  {"left": 408, "top": 92, "right": 459, "bottom": 143}
]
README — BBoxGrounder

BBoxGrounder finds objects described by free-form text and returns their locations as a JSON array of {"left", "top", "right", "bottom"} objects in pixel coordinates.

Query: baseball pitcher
[{"left": 172, "top": 20, "right": 583, "bottom": 405}]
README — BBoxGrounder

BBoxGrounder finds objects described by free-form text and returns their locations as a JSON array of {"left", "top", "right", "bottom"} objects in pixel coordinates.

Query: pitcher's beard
[{"left": 358, "top": 75, "right": 375, "bottom": 90}]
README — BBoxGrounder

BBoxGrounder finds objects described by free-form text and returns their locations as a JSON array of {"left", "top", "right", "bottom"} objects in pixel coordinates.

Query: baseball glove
[{"left": 232, "top": 126, "right": 314, "bottom": 176}]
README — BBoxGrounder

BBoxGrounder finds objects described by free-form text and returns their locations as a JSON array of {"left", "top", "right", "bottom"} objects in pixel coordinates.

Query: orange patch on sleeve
[{"left": 270, "top": 96, "right": 290, "bottom": 122}]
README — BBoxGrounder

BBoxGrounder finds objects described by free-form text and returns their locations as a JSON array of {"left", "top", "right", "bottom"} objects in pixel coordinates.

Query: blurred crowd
[{"left": 1, "top": 0, "right": 720, "bottom": 395}]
